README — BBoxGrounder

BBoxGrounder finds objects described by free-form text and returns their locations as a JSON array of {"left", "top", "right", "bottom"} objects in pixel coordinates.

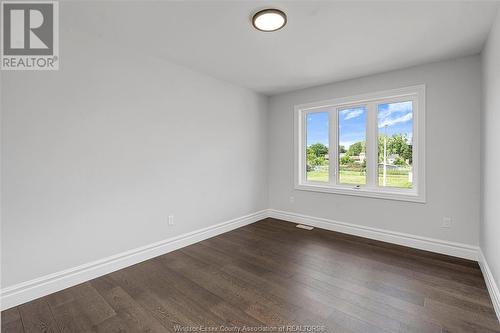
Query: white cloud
[
  {"left": 378, "top": 101, "right": 412, "bottom": 119},
  {"left": 340, "top": 140, "right": 356, "bottom": 148},
  {"left": 341, "top": 108, "right": 364, "bottom": 120},
  {"left": 378, "top": 112, "right": 413, "bottom": 128},
  {"left": 388, "top": 101, "right": 412, "bottom": 112}
]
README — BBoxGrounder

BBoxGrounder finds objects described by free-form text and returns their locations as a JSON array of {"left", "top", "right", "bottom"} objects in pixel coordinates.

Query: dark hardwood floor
[{"left": 2, "top": 218, "right": 499, "bottom": 333}]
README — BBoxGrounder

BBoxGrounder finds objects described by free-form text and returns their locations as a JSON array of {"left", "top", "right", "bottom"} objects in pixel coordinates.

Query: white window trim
[{"left": 294, "top": 85, "right": 426, "bottom": 203}]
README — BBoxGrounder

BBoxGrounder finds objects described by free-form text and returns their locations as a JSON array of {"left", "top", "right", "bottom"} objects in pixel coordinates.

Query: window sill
[{"left": 295, "top": 183, "right": 426, "bottom": 203}]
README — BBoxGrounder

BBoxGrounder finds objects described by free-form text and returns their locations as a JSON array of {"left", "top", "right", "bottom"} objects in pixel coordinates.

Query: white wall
[
  {"left": 268, "top": 56, "right": 481, "bottom": 246},
  {"left": 481, "top": 9, "right": 500, "bottom": 292},
  {"left": 0, "top": 27, "right": 268, "bottom": 287}
]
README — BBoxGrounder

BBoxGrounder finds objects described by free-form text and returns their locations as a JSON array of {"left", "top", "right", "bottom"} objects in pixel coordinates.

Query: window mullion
[
  {"left": 301, "top": 111, "right": 307, "bottom": 184},
  {"left": 328, "top": 109, "right": 338, "bottom": 186},
  {"left": 366, "top": 102, "right": 377, "bottom": 188}
]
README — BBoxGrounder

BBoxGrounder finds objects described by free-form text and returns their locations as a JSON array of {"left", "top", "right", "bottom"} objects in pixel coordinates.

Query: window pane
[
  {"left": 306, "top": 112, "right": 329, "bottom": 182},
  {"left": 338, "top": 107, "right": 367, "bottom": 185},
  {"left": 377, "top": 101, "right": 413, "bottom": 188}
]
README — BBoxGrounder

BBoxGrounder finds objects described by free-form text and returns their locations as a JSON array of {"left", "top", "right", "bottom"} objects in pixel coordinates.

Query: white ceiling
[{"left": 66, "top": 1, "right": 499, "bottom": 95}]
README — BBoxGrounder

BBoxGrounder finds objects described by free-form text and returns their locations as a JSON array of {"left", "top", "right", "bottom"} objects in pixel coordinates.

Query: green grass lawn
[
  {"left": 306, "top": 169, "right": 330, "bottom": 182},
  {"left": 307, "top": 169, "right": 412, "bottom": 188},
  {"left": 340, "top": 170, "right": 366, "bottom": 185}
]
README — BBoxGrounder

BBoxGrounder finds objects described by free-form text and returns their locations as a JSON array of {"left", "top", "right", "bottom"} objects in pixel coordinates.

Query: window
[{"left": 295, "top": 85, "right": 425, "bottom": 202}]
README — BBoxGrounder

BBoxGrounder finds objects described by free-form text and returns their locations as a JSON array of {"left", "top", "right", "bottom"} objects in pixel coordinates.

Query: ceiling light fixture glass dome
[{"left": 252, "top": 9, "right": 287, "bottom": 32}]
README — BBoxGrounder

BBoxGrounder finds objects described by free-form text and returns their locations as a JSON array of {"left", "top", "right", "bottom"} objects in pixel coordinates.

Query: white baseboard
[
  {"left": 478, "top": 250, "right": 500, "bottom": 321},
  {"left": 0, "top": 210, "right": 267, "bottom": 311},
  {"left": 267, "top": 209, "right": 479, "bottom": 261}
]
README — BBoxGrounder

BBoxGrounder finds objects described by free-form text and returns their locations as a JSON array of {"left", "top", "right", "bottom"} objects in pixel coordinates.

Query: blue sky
[
  {"left": 378, "top": 101, "right": 413, "bottom": 141},
  {"left": 306, "top": 112, "right": 329, "bottom": 147},
  {"left": 306, "top": 101, "right": 413, "bottom": 149},
  {"left": 339, "top": 107, "right": 366, "bottom": 148}
]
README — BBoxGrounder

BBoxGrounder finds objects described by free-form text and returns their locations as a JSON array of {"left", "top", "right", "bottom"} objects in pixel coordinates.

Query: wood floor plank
[
  {"left": 1, "top": 307, "right": 25, "bottom": 333},
  {"left": 3, "top": 218, "right": 499, "bottom": 333},
  {"left": 116, "top": 259, "right": 227, "bottom": 328},
  {"left": 18, "top": 299, "right": 60, "bottom": 333},
  {"left": 105, "top": 266, "right": 210, "bottom": 332},
  {"left": 92, "top": 315, "right": 134, "bottom": 333},
  {"left": 44, "top": 289, "right": 75, "bottom": 309},
  {"left": 50, "top": 300, "right": 96, "bottom": 333},
  {"left": 91, "top": 284, "right": 167, "bottom": 333},
  {"left": 1, "top": 319, "right": 25, "bottom": 333},
  {"left": 49, "top": 282, "right": 116, "bottom": 333},
  {"left": 180, "top": 245, "right": 337, "bottom": 325},
  {"left": 162, "top": 250, "right": 308, "bottom": 327},
  {"left": 133, "top": 289, "right": 194, "bottom": 332}
]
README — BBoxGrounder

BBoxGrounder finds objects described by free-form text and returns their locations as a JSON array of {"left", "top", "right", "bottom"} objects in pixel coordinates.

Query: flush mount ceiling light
[{"left": 252, "top": 9, "right": 287, "bottom": 32}]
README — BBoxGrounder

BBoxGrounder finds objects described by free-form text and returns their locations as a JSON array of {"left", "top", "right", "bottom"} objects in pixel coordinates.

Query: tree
[
  {"left": 378, "top": 134, "right": 412, "bottom": 165},
  {"left": 378, "top": 135, "right": 387, "bottom": 163},
  {"left": 340, "top": 155, "right": 352, "bottom": 165},
  {"left": 393, "top": 156, "right": 405, "bottom": 166},
  {"left": 307, "top": 143, "right": 329, "bottom": 168},
  {"left": 310, "top": 156, "right": 327, "bottom": 166},
  {"left": 308, "top": 143, "right": 328, "bottom": 158},
  {"left": 388, "top": 134, "right": 404, "bottom": 155},
  {"left": 339, "top": 145, "right": 346, "bottom": 154},
  {"left": 347, "top": 141, "right": 364, "bottom": 156},
  {"left": 401, "top": 143, "right": 412, "bottom": 164}
]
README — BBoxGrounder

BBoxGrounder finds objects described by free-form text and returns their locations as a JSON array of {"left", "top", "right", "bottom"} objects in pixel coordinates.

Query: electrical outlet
[
  {"left": 442, "top": 217, "right": 452, "bottom": 228},
  {"left": 289, "top": 196, "right": 295, "bottom": 203},
  {"left": 168, "top": 215, "right": 174, "bottom": 226}
]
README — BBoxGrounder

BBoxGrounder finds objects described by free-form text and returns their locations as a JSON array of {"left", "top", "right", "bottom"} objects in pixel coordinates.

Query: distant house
[
  {"left": 338, "top": 152, "right": 365, "bottom": 164},
  {"left": 387, "top": 154, "right": 398, "bottom": 164},
  {"left": 350, "top": 152, "right": 366, "bottom": 163},
  {"left": 378, "top": 163, "right": 399, "bottom": 170},
  {"left": 359, "top": 152, "right": 366, "bottom": 162}
]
